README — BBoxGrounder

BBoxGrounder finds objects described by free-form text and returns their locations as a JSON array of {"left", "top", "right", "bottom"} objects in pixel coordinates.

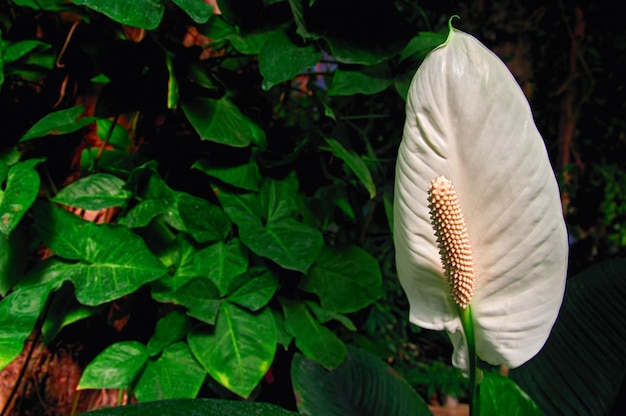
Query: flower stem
[{"left": 459, "top": 305, "right": 481, "bottom": 416}]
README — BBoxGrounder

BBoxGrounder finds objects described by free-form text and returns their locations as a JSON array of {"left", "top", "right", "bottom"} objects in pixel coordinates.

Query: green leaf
[
  {"left": 399, "top": 31, "right": 448, "bottom": 62},
  {"left": 480, "top": 372, "right": 542, "bottom": 415},
  {"left": 96, "top": 119, "right": 132, "bottom": 150},
  {"left": 20, "top": 106, "right": 96, "bottom": 141},
  {"left": 227, "top": 268, "right": 279, "bottom": 312},
  {"left": 181, "top": 96, "right": 266, "bottom": 148},
  {"left": 41, "top": 284, "right": 101, "bottom": 344},
  {"left": 174, "top": 277, "right": 222, "bottom": 324},
  {"left": 229, "top": 30, "right": 279, "bottom": 55},
  {"left": 0, "top": 158, "right": 43, "bottom": 237},
  {"left": 71, "top": 0, "right": 165, "bottom": 30},
  {"left": 52, "top": 173, "right": 131, "bottom": 210},
  {"left": 282, "top": 300, "right": 346, "bottom": 369},
  {"left": 301, "top": 245, "right": 382, "bottom": 313},
  {"left": 78, "top": 398, "right": 298, "bottom": 416},
  {"left": 0, "top": 283, "right": 57, "bottom": 370},
  {"left": 217, "top": 177, "right": 323, "bottom": 273},
  {"left": 165, "top": 191, "right": 231, "bottom": 244},
  {"left": 193, "top": 159, "right": 261, "bottom": 191},
  {"left": 292, "top": 346, "right": 432, "bottom": 416},
  {"left": 259, "top": 30, "right": 321, "bottom": 90},
  {"left": 328, "top": 63, "right": 393, "bottom": 96},
  {"left": 80, "top": 148, "right": 134, "bottom": 172},
  {"left": 172, "top": 0, "right": 213, "bottom": 23},
  {"left": 511, "top": 258, "right": 626, "bottom": 415},
  {"left": 188, "top": 303, "right": 276, "bottom": 398},
  {"left": 134, "top": 342, "right": 206, "bottom": 401},
  {"left": 147, "top": 310, "right": 193, "bottom": 356},
  {"left": 324, "top": 138, "right": 376, "bottom": 199},
  {"left": 200, "top": 239, "right": 249, "bottom": 296},
  {"left": 3, "top": 40, "right": 50, "bottom": 64},
  {"left": 78, "top": 341, "right": 148, "bottom": 389},
  {"left": 305, "top": 300, "right": 356, "bottom": 331},
  {"left": 0, "top": 226, "right": 29, "bottom": 295},
  {"left": 32, "top": 203, "right": 167, "bottom": 305}
]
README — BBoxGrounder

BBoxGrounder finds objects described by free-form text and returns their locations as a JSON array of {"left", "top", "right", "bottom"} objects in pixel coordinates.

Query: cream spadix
[{"left": 393, "top": 25, "right": 568, "bottom": 371}]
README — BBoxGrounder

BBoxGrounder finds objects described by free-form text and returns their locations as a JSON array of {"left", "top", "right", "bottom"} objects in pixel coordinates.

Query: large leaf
[
  {"left": 393, "top": 25, "right": 568, "bottom": 370},
  {"left": 479, "top": 372, "right": 541, "bottom": 415},
  {"left": 181, "top": 95, "right": 266, "bottom": 148},
  {"left": 174, "top": 277, "right": 222, "bottom": 324},
  {"left": 32, "top": 203, "right": 166, "bottom": 305},
  {"left": 134, "top": 342, "right": 206, "bottom": 402},
  {"left": 52, "top": 173, "right": 131, "bottom": 210},
  {"left": 0, "top": 159, "right": 43, "bottom": 237},
  {"left": 188, "top": 303, "right": 276, "bottom": 398},
  {"left": 146, "top": 310, "right": 192, "bottom": 356},
  {"left": 511, "top": 258, "right": 626, "bottom": 415},
  {"left": 78, "top": 341, "right": 148, "bottom": 389},
  {"left": 282, "top": 300, "right": 346, "bottom": 369},
  {"left": 259, "top": 30, "right": 321, "bottom": 90},
  {"left": 172, "top": 0, "right": 213, "bottom": 24},
  {"left": 0, "top": 282, "right": 58, "bottom": 370},
  {"left": 291, "top": 346, "right": 432, "bottom": 416},
  {"left": 20, "top": 106, "right": 96, "bottom": 141},
  {"left": 71, "top": 0, "right": 164, "bottom": 30},
  {"left": 328, "top": 63, "right": 393, "bottom": 96},
  {"left": 193, "top": 158, "right": 261, "bottom": 191},
  {"left": 218, "top": 179, "right": 323, "bottom": 273},
  {"left": 301, "top": 245, "right": 382, "bottom": 313},
  {"left": 324, "top": 138, "right": 376, "bottom": 199},
  {"left": 226, "top": 267, "right": 279, "bottom": 312},
  {"left": 79, "top": 398, "right": 298, "bottom": 416}
]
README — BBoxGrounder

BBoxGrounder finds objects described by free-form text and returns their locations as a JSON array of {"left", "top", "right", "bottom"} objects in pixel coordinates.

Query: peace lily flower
[{"left": 393, "top": 24, "right": 568, "bottom": 373}]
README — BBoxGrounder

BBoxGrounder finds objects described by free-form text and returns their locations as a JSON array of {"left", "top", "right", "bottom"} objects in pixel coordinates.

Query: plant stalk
[{"left": 459, "top": 304, "right": 481, "bottom": 416}]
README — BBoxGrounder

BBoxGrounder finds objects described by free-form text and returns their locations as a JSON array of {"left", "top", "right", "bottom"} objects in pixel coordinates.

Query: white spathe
[{"left": 393, "top": 26, "right": 568, "bottom": 370}]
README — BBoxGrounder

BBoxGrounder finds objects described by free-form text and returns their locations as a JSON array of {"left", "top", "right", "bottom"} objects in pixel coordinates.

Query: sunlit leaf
[
  {"left": 78, "top": 341, "right": 148, "bottom": 389},
  {"left": 20, "top": 106, "right": 96, "bottom": 141},
  {"left": 188, "top": 303, "right": 276, "bottom": 398},
  {"left": 53, "top": 173, "right": 131, "bottom": 210},
  {"left": 134, "top": 342, "right": 206, "bottom": 401},
  {"left": 0, "top": 158, "right": 43, "bottom": 237}
]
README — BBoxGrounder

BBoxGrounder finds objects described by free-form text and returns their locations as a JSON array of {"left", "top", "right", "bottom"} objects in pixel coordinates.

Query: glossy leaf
[
  {"left": 20, "top": 105, "right": 96, "bottom": 141},
  {"left": 188, "top": 303, "right": 276, "bottom": 398},
  {"left": 511, "top": 258, "right": 626, "bottom": 415},
  {"left": 71, "top": 0, "right": 164, "bottom": 30},
  {"left": 0, "top": 159, "right": 43, "bottom": 237},
  {"left": 33, "top": 203, "right": 167, "bottom": 305},
  {"left": 172, "top": 0, "right": 213, "bottom": 24},
  {"left": 181, "top": 96, "right": 266, "bottom": 148},
  {"left": 96, "top": 119, "right": 132, "bottom": 150},
  {"left": 328, "top": 63, "right": 393, "bottom": 96},
  {"left": 480, "top": 372, "right": 542, "bottom": 415},
  {"left": 301, "top": 245, "right": 382, "bottom": 313},
  {"left": 134, "top": 342, "right": 206, "bottom": 401},
  {"left": 147, "top": 310, "right": 193, "bottom": 357},
  {"left": 78, "top": 341, "right": 148, "bottom": 389},
  {"left": 193, "top": 158, "right": 261, "bottom": 191},
  {"left": 166, "top": 191, "right": 231, "bottom": 244},
  {"left": 282, "top": 300, "right": 346, "bottom": 369},
  {"left": 79, "top": 398, "right": 298, "bottom": 416},
  {"left": 394, "top": 26, "right": 568, "bottom": 370},
  {"left": 174, "top": 277, "right": 222, "bottom": 324},
  {"left": 200, "top": 239, "right": 249, "bottom": 296},
  {"left": 0, "top": 226, "right": 29, "bottom": 295},
  {"left": 324, "top": 138, "right": 376, "bottom": 199},
  {"left": 291, "top": 346, "right": 432, "bottom": 416},
  {"left": 0, "top": 282, "right": 57, "bottom": 370},
  {"left": 52, "top": 173, "right": 131, "bottom": 210},
  {"left": 227, "top": 268, "right": 279, "bottom": 312},
  {"left": 259, "top": 30, "right": 321, "bottom": 90}
]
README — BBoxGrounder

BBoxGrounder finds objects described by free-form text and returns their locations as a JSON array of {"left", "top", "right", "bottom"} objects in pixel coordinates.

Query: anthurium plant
[{"left": 1, "top": 1, "right": 625, "bottom": 415}]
